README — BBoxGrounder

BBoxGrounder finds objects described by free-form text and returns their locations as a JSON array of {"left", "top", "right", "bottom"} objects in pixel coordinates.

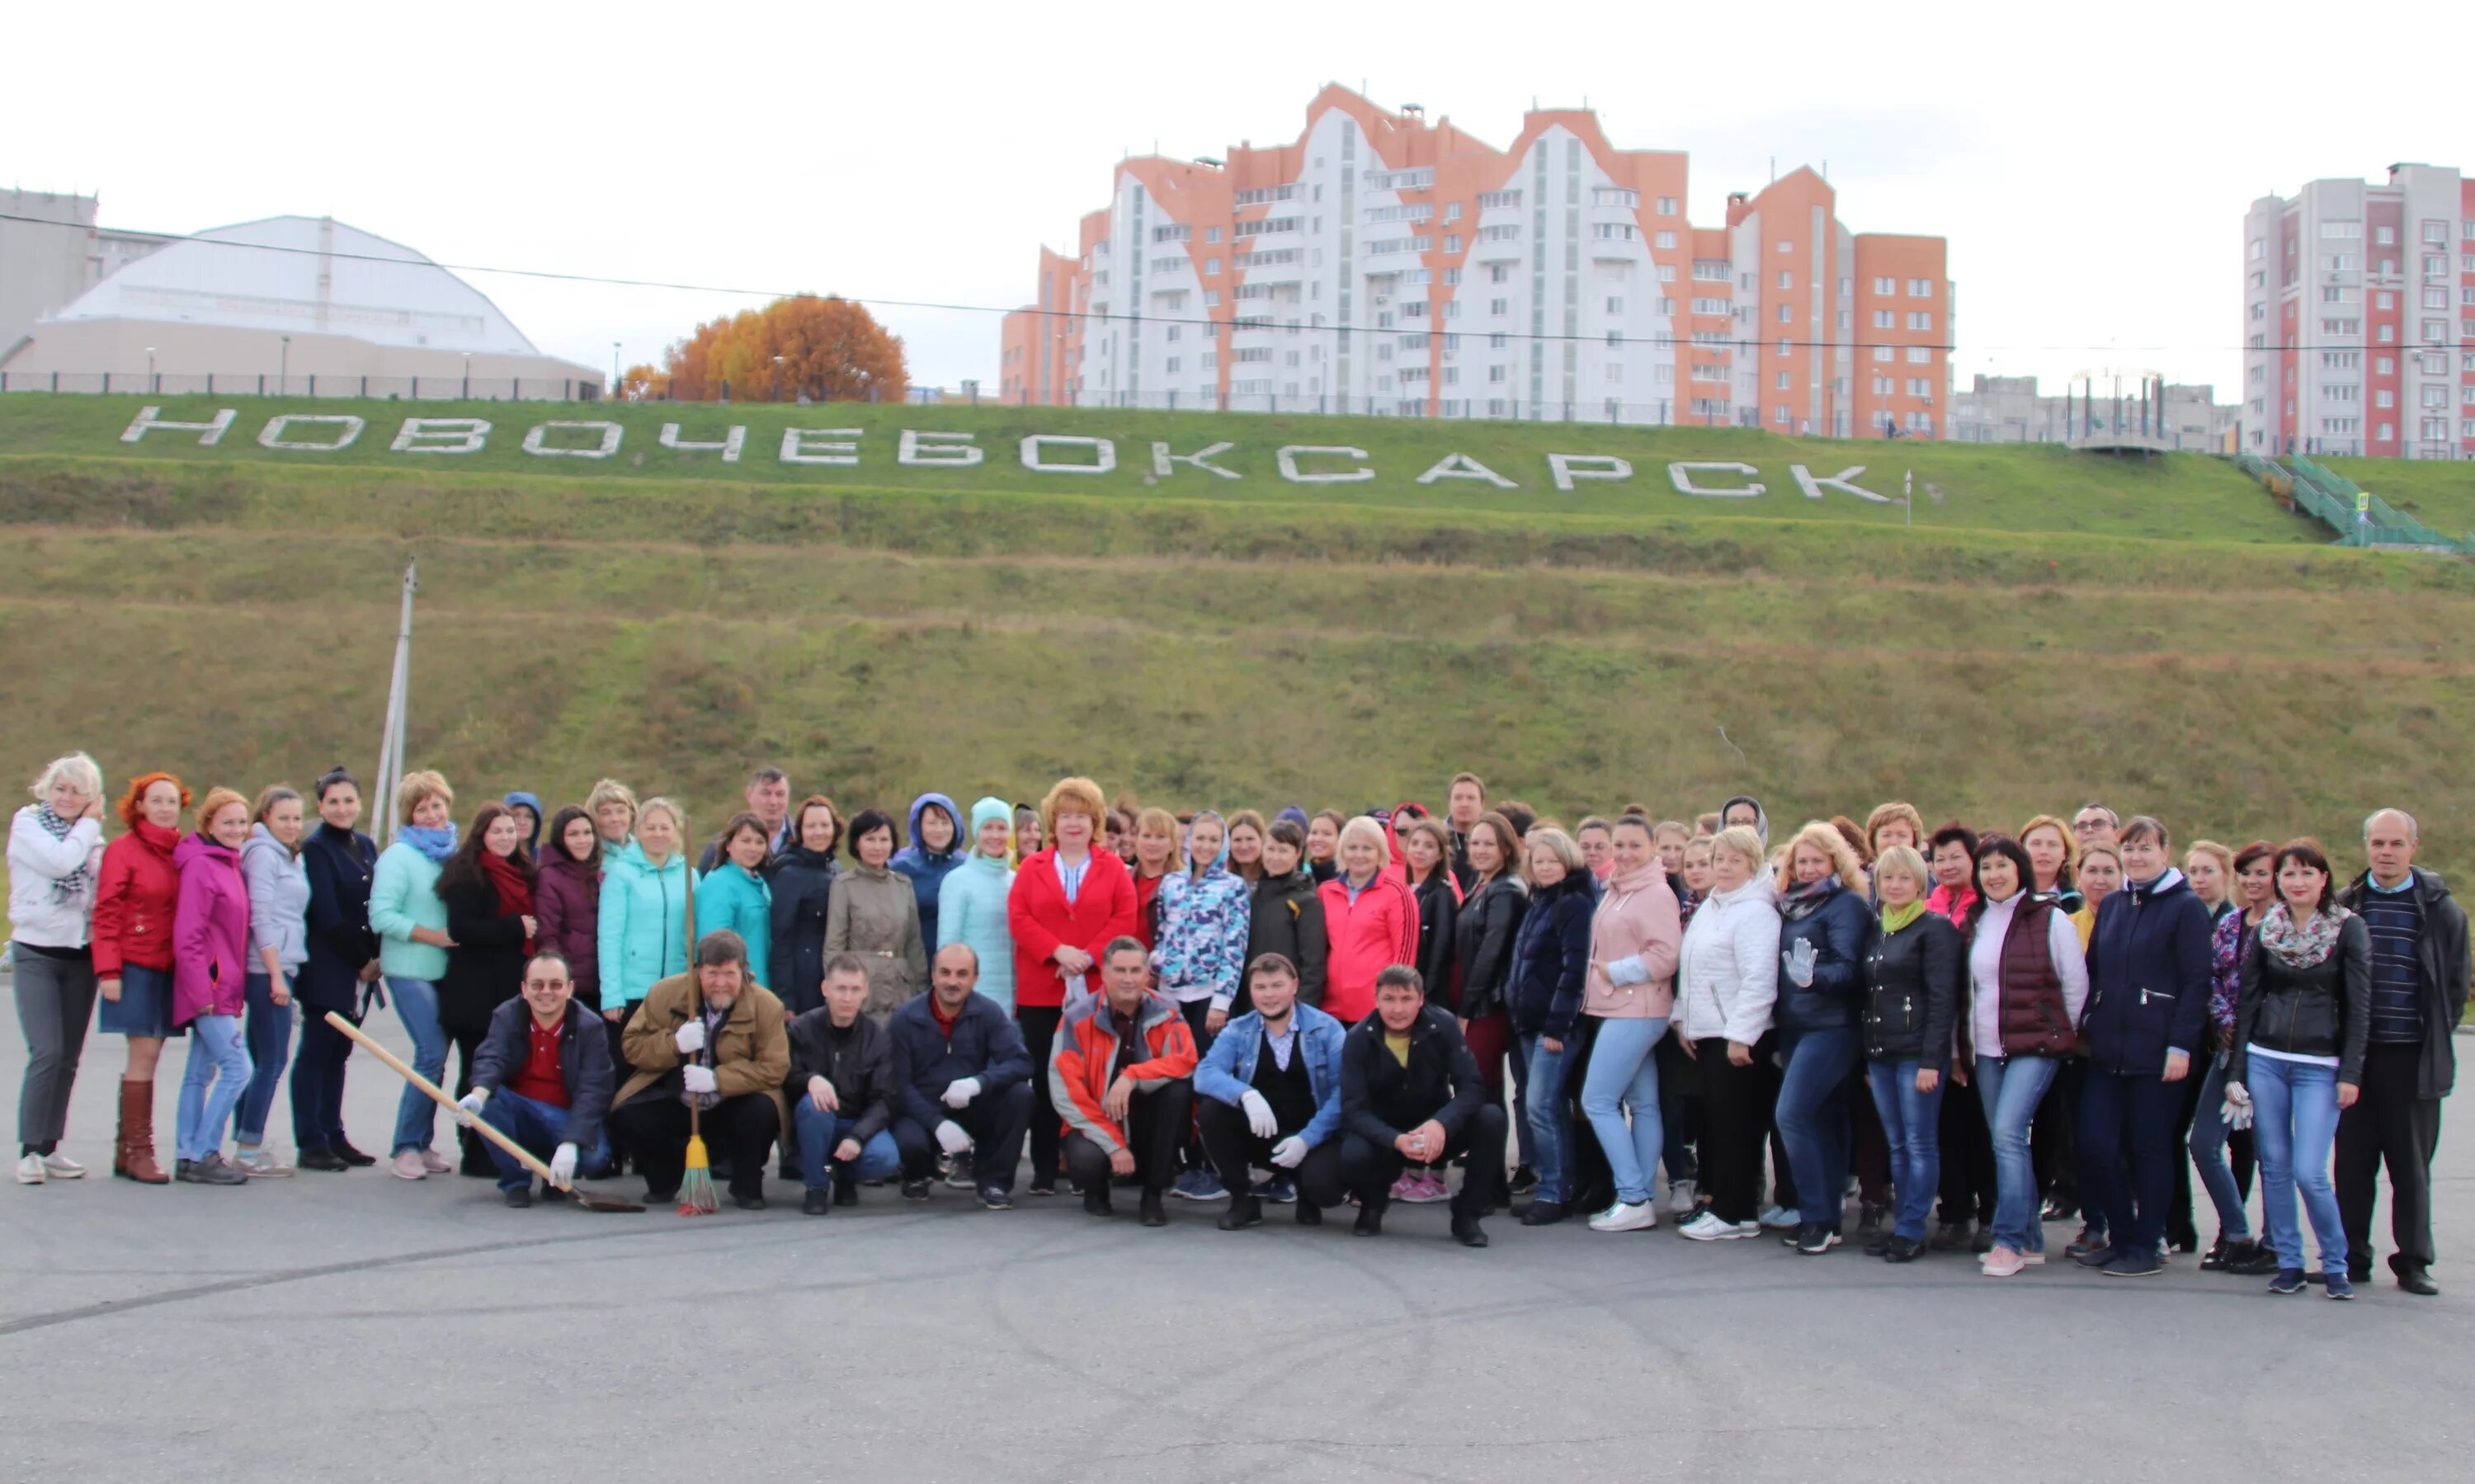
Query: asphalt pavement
[{"left": 2, "top": 999, "right": 2468, "bottom": 1482}]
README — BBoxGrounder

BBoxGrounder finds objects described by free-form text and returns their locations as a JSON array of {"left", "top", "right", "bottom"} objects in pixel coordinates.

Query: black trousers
[
  {"left": 1850, "top": 1061, "right": 1891, "bottom": 1205},
  {"left": 1695, "top": 1039, "right": 1770, "bottom": 1224},
  {"left": 1178, "top": 999, "right": 1217, "bottom": 1172},
  {"left": 1063, "top": 1080, "right": 1191, "bottom": 1196},
  {"left": 448, "top": 1024, "right": 491, "bottom": 1174},
  {"left": 1342, "top": 1102, "right": 1506, "bottom": 1222},
  {"left": 2033, "top": 1057, "right": 2082, "bottom": 1210},
  {"left": 1016, "top": 1006, "right": 1064, "bottom": 1186},
  {"left": 608, "top": 1091, "right": 779, "bottom": 1202},
  {"left": 2166, "top": 1063, "right": 2207, "bottom": 1250},
  {"left": 2336, "top": 1043, "right": 2443, "bottom": 1277},
  {"left": 1758, "top": 1046, "right": 1794, "bottom": 1210},
  {"left": 1937, "top": 1065, "right": 1997, "bottom": 1225},
  {"left": 1196, "top": 1095, "right": 1347, "bottom": 1208},
  {"left": 891, "top": 1078, "right": 1033, "bottom": 1190}
]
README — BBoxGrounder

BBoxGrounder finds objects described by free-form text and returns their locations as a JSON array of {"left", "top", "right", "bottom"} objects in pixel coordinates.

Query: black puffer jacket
[
  {"left": 1245, "top": 866, "right": 1329, "bottom": 1013},
  {"left": 1862, "top": 909, "right": 1963, "bottom": 1063},
  {"left": 1453, "top": 874, "right": 1527, "bottom": 1019},
  {"left": 1410, "top": 871, "right": 1458, "bottom": 1011},
  {"left": 2231, "top": 914, "right": 2374, "bottom": 1087},
  {"left": 1506, "top": 873, "right": 1598, "bottom": 1039}
]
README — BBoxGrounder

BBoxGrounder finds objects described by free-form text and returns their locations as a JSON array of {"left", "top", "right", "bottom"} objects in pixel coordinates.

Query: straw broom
[{"left": 676, "top": 859, "right": 719, "bottom": 1217}]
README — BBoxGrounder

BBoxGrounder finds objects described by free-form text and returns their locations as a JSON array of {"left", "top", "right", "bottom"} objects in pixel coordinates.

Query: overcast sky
[{"left": 12, "top": 0, "right": 2471, "bottom": 399}]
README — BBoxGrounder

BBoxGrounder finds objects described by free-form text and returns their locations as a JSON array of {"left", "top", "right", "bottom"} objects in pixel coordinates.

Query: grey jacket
[{"left": 241, "top": 823, "right": 311, "bottom": 973}]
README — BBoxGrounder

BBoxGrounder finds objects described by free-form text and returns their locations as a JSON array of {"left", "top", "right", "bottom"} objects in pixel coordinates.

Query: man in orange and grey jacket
[{"left": 1052, "top": 935, "right": 1198, "bottom": 1227}]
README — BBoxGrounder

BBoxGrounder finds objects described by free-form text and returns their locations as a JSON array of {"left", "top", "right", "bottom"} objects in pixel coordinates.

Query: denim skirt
[{"left": 97, "top": 962, "right": 181, "bottom": 1039}]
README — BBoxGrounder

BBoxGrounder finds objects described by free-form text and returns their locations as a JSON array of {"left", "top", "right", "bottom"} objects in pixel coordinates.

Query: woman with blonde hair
[
  {"left": 171, "top": 786, "right": 257, "bottom": 1185},
  {"left": 2072, "top": 841, "right": 2123, "bottom": 947},
  {"left": 1864, "top": 802, "right": 1926, "bottom": 861},
  {"left": 91, "top": 770, "right": 189, "bottom": 1184},
  {"left": 586, "top": 778, "right": 639, "bottom": 855},
  {"left": 1314, "top": 815, "right": 1421, "bottom": 1027},
  {"left": 2186, "top": 841, "right": 2237, "bottom": 923},
  {"left": 11, "top": 751, "right": 107, "bottom": 1183},
  {"left": 1129, "top": 807, "right": 1179, "bottom": 947},
  {"left": 370, "top": 770, "right": 460, "bottom": 1180},
  {"left": 2020, "top": 814, "right": 2085, "bottom": 914},
  {"left": 1506, "top": 825, "right": 1600, "bottom": 1225},
  {"left": 1769, "top": 821, "right": 1877, "bottom": 1252},
  {"left": 1675, "top": 827, "right": 1781, "bottom": 1241},
  {"left": 1007, "top": 775, "right": 1136, "bottom": 1194},
  {"left": 1860, "top": 845, "right": 1963, "bottom": 1260}
]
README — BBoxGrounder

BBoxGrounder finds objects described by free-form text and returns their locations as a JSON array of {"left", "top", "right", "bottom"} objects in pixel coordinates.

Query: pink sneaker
[
  {"left": 1388, "top": 1171, "right": 1420, "bottom": 1202},
  {"left": 1407, "top": 1173, "right": 1452, "bottom": 1204},
  {"left": 1982, "top": 1246, "right": 2026, "bottom": 1278},
  {"left": 418, "top": 1149, "right": 452, "bottom": 1175},
  {"left": 390, "top": 1151, "right": 427, "bottom": 1180}
]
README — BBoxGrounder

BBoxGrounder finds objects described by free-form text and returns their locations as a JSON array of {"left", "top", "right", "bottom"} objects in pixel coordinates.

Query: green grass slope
[{"left": 2, "top": 395, "right": 2471, "bottom": 883}]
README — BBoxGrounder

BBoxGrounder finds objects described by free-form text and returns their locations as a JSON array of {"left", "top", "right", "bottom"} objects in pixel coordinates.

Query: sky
[{"left": 10, "top": 0, "right": 2473, "bottom": 400}]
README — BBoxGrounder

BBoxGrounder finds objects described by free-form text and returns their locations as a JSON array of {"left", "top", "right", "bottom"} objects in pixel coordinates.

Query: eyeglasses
[{"left": 2072, "top": 818, "right": 2109, "bottom": 833}]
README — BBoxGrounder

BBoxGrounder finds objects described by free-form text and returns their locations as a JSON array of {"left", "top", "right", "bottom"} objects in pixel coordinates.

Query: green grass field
[{"left": 3, "top": 395, "right": 2472, "bottom": 883}]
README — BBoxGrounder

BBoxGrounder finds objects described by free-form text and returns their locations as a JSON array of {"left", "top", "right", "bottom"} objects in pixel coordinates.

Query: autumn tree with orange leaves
[{"left": 623, "top": 295, "right": 908, "bottom": 403}]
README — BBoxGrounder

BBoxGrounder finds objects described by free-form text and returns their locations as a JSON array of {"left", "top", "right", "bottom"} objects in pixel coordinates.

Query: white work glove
[
  {"left": 674, "top": 1020, "right": 706, "bottom": 1055},
  {"left": 1782, "top": 939, "right": 1817, "bottom": 988},
  {"left": 934, "top": 1119, "right": 973, "bottom": 1155},
  {"left": 940, "top": 1076, "right": 981, "bottom": 1109},
  {"left": 548, "top": 1142, "right": 578, "bottom": 1185},
  {"left": 681, "top": 1064, "right": 718, "bottom": 1095},
  {"left": 2223, "top": 1081, "right": 2254, "bottom": 1131},
  {"left": 455, "top": 1088, "right": 488, "bottom": 1126},
  {"left": 1240, "top": 1089, "right": 1279, "bottom": 1139},
  {"left": 1606, "top": 955, "right": 1649, "bottom": 987},
  {"left": 1269, "top": 1136, "right": 1308, "bottom": 1169}
]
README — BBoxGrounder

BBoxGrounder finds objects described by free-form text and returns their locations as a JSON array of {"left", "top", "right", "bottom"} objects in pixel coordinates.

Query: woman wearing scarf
[
  {"left": 1505, "top": 826, "right": 1600, "bottom": 1227},
  {"left": 769, "top": 797, "right": 842, "bottom": 1018},
  {"left": 436, "top": 801, "right": 538, "bottom": 1176},
  {"left": 1153, "top": 808, "right": 1252, "bottom": 1200},
  {"left": 2227, "top": 840, "right": 2372, "bottom": 1298},
  {"left": 91, "top": 770, "right": 189, "bottom": 1185},
  {"left": 293, "top": 767, "right": 380, "bottom": 1172},
  {"left": 1860, "top": 846, "right": 1963, "bottom": 1261},
  {"left": 2194, "top": 841, "right": 2278, "bottom": 1272},
  {"left": 890, "top": 793, "right": 965, "bottom": 949},
  {"left": 370, "top": 770, "right": 461, "bottom": 1181},
  {"left": 10, "top": 752, "right": 108, "bottom": 1185},
  {"left": 170, "top": 788, "right": 256, "bottom": 1185},
  {"left": 937, "top": 798, "right": 1018, "bottom": 1011},
  {"left": 1770, "top": 822, "right": 1878, "bottom": 1254},
  {"left": 232, "top": 785, "right": 309, "bottom": 1177},
  {"left": 1576, "top": 817, "right": 1682, "bottom": 1232}
]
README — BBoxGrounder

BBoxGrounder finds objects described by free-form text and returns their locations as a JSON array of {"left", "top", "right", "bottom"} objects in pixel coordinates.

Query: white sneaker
[
  {"left": 16, "top": 1152, "right": 44, "bottom": 1185},
  {"left": 1681, "top": 1210, "right": 1755, "bottom": 1241},
  {"left": 232, "top": 1151, "right": 294, "bottom": 1178},
  {"left": 40, "top": 1152, "right": 86, "bottom": 1179},
  {"left": 1662, "top": 1177, "right": 1698, "bottom": 1215},
  {"left": 390, "top": 1150, "right": 428, "bottom": 1180},
  {"left": 1758, "top": 1204, "right": 1799, "bottom": 1229},
  {"left": 1589, "top": 1199, "right": 1660, "bottom": 1232}
]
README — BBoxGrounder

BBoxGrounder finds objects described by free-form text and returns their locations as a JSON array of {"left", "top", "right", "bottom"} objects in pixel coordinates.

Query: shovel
[{"left": 326, "top": 1011, "right": 644, "bottom": 1213}]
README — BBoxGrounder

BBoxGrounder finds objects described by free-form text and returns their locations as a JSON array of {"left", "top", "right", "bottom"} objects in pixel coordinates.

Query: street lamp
[
  {"left": 463, "top": 353, "right": 471, "bottom": 399},
  {"left": 146, "top": 346, "right": 156, "bottom": 393},
  {"left": 611, "top": 341, "right": 620, "bottom": 398},
  {"left": 280, "top": 335, "right": 290, "bottom": 393},
  {"left": 772, "top": 354, "right": 785, "bottom": 403}
]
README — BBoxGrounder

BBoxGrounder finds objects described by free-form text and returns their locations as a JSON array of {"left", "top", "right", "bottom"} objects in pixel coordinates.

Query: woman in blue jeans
[
  {"left": 1505, "top": 827, "right": 1598, "bottom": 1227},
  {"left": 1860, "top": 846, "right": 1962, "bottom": 1261},
  {"left": 233, "top": 786, "right": 308, "bottom": 1176},
  {"left": 2194, "top": 840, "right": 2276, "bottom": 1272},
  {"left": 171, "top": 789, "right": 257, "bottom": 1184},
  {"left": 1577, "top": 818, "right": 1683, "bottom": 1232},
  {"left": 1962, "top": 835, "right": 2088, "bottom": 1277},
  {"left": 369, "top": 770, "right": 460, "bottom": 1182},
  {"left": 1770, "top": 821, "right": 1877, "bottom": 1254},
  {"left": 2226, "top": 840, "right": 2371, "bottom": 1298}
]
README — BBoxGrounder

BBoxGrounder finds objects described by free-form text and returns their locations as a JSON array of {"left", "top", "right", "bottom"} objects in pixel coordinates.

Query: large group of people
[{"left": 10, "top": 755, "right": 2468, "bottom": 1289}]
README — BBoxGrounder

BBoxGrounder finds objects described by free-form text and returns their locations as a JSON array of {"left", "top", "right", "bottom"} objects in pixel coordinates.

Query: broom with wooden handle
[
  {"left": 323, "top": 1011, "right": 643, "bottom": 1213},
  {"left": 676, "top": 861, "right": 719, "bottom": 1216}
]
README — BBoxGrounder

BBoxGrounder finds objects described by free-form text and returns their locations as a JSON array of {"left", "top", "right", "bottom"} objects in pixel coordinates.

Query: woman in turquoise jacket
[
  {"left": 936, "top": 797, "right": 1017, "bottom": 1010},
  {"left": 597, "top": 799, "right": 689, "bottom": 1023},
  {"left": 698, "top": 812, "right": 775, "bottom": 989}
]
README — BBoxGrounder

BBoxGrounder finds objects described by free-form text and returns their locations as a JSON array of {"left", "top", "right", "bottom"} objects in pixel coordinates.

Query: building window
[
  {"left": 1905, "top": 346, "right": 1930, "bottom": 364},
  {"left": 1873, "top": 309, "right": 1894, "bottom": 328},
  {"left": 1606, "top": 295, "right": 1624, "bottom": 313},
  {"left": 1445, "top": 201, "right": 1462, "bottom": 222},
  {"left": 1656, "top": 230, "right": 1677, "bottom": 249},
  {"left": 1907, "top": 312, "right": 1933, "bottom": 331},
  {"left": 1907, "top": 277, "right": 1935, "bottom": 297},
  {"left": 1656, "top": 196, "right": 1677, "bottom": 214},
  {"left": 1872, "top": 276, "right": 1895, "bottom": 294}
]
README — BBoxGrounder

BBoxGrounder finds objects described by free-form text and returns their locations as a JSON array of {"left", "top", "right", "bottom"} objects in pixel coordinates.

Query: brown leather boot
[{"left": 117, "top": 1079, "right": 168, "bottom": 1185}]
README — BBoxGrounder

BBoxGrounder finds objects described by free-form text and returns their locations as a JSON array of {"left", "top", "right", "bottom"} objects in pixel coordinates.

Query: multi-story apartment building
[
  {"left": 1000, "top": 87, "right": 1951, "bottom": 435},
  {"left": 2242, "top": 163, "right": 2475, "bottom": 459}
]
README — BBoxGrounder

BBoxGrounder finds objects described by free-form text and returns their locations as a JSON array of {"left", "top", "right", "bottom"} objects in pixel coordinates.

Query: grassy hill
[{"left": 3, "top": 394, "right": 2472, "bottom": 883}]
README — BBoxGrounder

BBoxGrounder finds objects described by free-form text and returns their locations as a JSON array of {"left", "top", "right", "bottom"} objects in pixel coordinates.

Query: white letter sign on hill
[
  {"left": 1548, "top": 454, "right": 1631, "bottom": 491},
  {"left": 1789, "top": 464, "right": 1888, "bottom": 502},
  {"left": 121, "top": 405, "right": 235, "bottom": 445},
  {"left": 392, "top": 418, "right": 491, "bottom": 454},
  {"left": 257, "top": 413, "right": 363, "bottom": 451},
  {"left": 1414, "top": 453, "right": 1516, "bottom": 488},
  {"left": 1153, "top": 441, "right": 1239, "bottom": 479},
  {"left": 661, "top": 423, "right": 746, "bottom": 463},
  {"left": 1276, "top": 445, "right": 1374, "bottom": 483},
  {"left": 779, "top": 428, "right": 859, "bottom": 465},
  {"left": 1021, "top": 435, "right": 1115, "bottom": 473},
  {"left": 899, "top": 430, "right": 982, "bottom": 466},
  {"left": 1667, "top": 461, "right": 1764, "bottom": 497},
  {"left": 522, "top": 422, "right": 622, "bottom": 459}
]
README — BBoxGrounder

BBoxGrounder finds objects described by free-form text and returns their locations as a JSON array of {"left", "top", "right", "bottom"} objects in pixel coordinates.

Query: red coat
[
  {"left": 1007, "top": 848, "right": 1138, "bottom": 1011},
  {"left": 92, "top": 822, "right": 183, "bottom": 977},
  {"left": 1316, "top": 873, "right": 1421, "bottom": 1023},
  {"left": 1132, "top": 871, "right": 1166, "bottom": 949}
]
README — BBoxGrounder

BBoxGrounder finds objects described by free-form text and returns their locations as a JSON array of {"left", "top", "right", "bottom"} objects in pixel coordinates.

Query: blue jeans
[
  {"left": 1775, "top": 1025, "right": 1860, "bottom": 1230},
  {"left": 1579, "top": 1016, "right": 1667, "bottom": 1206},
  {"left": 477, "top": 1088, "right": 613, "bottom": 1194},
  {"left": 793, "top": 1102, "right": 903, "bottom": 1189},
  {"left": 1866, "top": 1058, "right": 1945, "bottom": 1241},
  {"left": 1975, "top": 1054, "right": 2060, "bottom": 1254},
  {"left": 386, "top": 976, "right": 448, "bottom": 1157},
  {"left": 1520, "top": 1033, "right": 1577, "bottom": 1204},
  {"left": 2249, "top": 1054, "right": 2349, "bottom": 1274},
  {"left": 2188, "top": 1056, "right": 2253, "bottom": 1243},
  {"left": 175, "top": 1014, "right": 252, "bottom": 1162},
  {"left": 233, "top": 973, "right": 295, "bottom": 1146}
]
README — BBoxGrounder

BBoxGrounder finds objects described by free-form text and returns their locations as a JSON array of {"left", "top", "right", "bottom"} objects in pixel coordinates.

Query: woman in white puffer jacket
[{"left": 1675, "top": 826, "right": 1782, "bottom": 1241}]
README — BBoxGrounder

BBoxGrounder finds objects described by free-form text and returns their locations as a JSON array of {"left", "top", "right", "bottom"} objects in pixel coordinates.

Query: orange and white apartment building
[
  {"left": 999, "top": 86, "right": 1952, "bottom": 436},
  {"left": 2242, "top": 162, "right": 2475, "bottom": 460}
]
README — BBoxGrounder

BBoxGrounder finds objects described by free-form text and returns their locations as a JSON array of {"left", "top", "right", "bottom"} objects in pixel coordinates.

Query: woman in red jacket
[
  {"left": 171, "top": 788, "right": 256, "bottom": 1185},
  {"left": 91, "top": 770, "right": 189, "bottom": 1184},
  {"left": 1007, "top": 776, "right": 1137, "bottom": 1195},
  {"left": 1318, "top": 815, "right": 1421, "bottom": 1025}
]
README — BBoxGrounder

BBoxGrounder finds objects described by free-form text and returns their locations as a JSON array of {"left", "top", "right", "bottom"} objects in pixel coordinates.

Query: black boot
[
  {"left": 1083, "top": 1184, "right": 1114, "bottom": 1217},
  {"left": 1451, "top": 1215, "right": 1489, "bottom": 1248},
  {"left": 1353, "top": 1203, "right": 1384, "bottom": 1237},
  {"left": 1296, "top": 1199, "right": 1323, "bottom": 1227},
  {"left": 1139, "top": 1190, "right": 1167, "bottom": 1227},
  {"left": 803, "top": 1186, "right": 832, "bottom": 1216},
  {"left": 833, "top": 1169, "right": 858, "bottom": 1207},
  {"left": 1218, "top": 1195, "right": 1263, "bottom": 1231},
  {"left": 1520, "top": 1199, "right": 1568, "bottom": 1227}
]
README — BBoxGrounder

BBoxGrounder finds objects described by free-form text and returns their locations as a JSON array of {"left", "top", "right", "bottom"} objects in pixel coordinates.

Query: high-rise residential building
[
  {"left": 2242, "top": 163, "right": 2475, "bottom": 460},
  {"left": 1000, "top": 87, "right": 1952, "bottom": 436}
]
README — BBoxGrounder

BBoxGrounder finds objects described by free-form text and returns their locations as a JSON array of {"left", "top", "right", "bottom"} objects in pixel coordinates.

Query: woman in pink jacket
[
  {"left": 1316, "top": 816, "right": 1419, "bottom": 1024},
  {"left": 171, "top": 788, "right": 256, "bottom": 1185},
  {"left": 1577, "top": 817, "right": 1684, "bottom": 1232}
]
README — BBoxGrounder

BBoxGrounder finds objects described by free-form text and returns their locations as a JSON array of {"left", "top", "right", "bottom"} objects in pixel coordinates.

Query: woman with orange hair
[
  {"left": 171, "top": 787, "right": 257, "bottom": 1185},
  {"left": 90, "top": 770, "right": 190, "bottom": 1184},
  {"left": 1007, "top": 777, "right": 1136, "bottom": 1194}
]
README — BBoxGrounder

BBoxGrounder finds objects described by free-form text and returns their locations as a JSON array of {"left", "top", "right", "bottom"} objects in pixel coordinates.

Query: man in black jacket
[
  {"left": 886, "top": 943, "right": 1035, "bottom": 1210},
  {"left": 455, "top": 952, "right": 616, "bottom": 1208},
  {"left": 1339, "top": 965, "right": 1502, "bottom": 1246},
  {"left": 2336, "top": 810, "right": 2472, "bottom": 1295},
  {"left": 784, "top": 953, "right": 902, "bottom": 1215}
]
